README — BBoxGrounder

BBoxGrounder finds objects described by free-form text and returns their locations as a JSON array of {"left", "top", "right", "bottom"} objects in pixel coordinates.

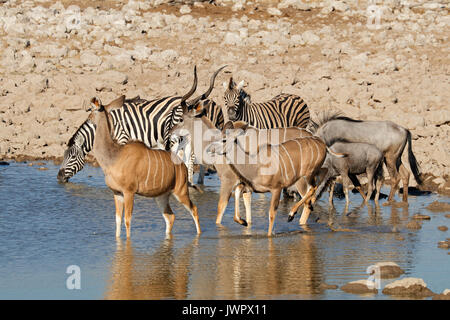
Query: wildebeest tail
[{"left": 406, "top": 130, "right": 422, "bottom": 185}]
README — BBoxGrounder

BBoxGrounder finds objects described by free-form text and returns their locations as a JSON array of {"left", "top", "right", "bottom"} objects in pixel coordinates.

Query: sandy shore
[{"left": 0, "top": 0, "right": 448, "bottom": 194}]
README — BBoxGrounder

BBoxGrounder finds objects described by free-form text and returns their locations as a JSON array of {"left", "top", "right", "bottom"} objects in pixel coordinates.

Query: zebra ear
[
  {"left": 237, "top": 80, "right": 245, "bottom": 91},
  {"left": 228, "top": 77, "right": 236, "bottom": 90}
]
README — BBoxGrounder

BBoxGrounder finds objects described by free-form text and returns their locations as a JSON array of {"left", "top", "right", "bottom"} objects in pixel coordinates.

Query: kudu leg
[
  {"left": 155, "top": 194, "right": 175, "bottom": 235},
  {"left": 174, "top": 190, "right": 201, "bottom": 234},
  {"left": 287, "top": 184, "right": 316, "bottom": 223},
  {"left": 123, "top": 192, "right": 135, "bottom": 238},
  {"left": 243, "top": 191, "right": 252, "bottom": 225},
  {"left": 233, "top": 184, "right": 248, "bottom": 226},
  {"left": 268, "top": 189, "right": 282, "bottom": 236},
  {"left": 215, "top": 182, "right": 234, "bottom": 224},
  {"left": 113, "top": 193, "right": 124, "bottom": 238}
]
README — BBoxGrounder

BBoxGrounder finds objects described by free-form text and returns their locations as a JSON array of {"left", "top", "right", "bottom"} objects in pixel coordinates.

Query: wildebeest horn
[
  {"left": 181, "top": 66, "right": 198, "bottom": 109},
  {"left": 188, "top": 65, "right": 227, "bottom": 107}
]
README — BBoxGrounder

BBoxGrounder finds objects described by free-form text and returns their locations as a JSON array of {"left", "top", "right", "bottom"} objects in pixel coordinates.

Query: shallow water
[{"left": 0, "top": 161, "right": 448, "bottom": 299}]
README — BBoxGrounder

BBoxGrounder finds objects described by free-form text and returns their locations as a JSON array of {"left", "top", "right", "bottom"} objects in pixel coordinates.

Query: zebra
[
  {"left": 223, "top": 77, "right": 310, "bottom": 129},
  {"left": 57, "top": 67, "right": 199, "bottom": 183}
]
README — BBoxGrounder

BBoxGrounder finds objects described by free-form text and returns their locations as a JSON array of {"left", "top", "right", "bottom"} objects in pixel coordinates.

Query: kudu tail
[{"left": 406, "top": 130, "right": 422, "bottom": 185}]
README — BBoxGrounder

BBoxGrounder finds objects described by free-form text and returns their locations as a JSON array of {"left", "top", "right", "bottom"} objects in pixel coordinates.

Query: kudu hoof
[
  {"left": 234, "top": 218, "right": 248, "bottom": 227},
  {"left": 287, "top": 214, "right": 295, "bottom": 222}
]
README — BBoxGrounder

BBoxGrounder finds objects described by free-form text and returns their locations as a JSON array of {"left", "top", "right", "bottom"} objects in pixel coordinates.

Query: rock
[
  {"left": 412, "top": 214, "right": 431, "bottom": 220},
  {"left": 302, "top": 30, "right": 320, "bottom": 45},
  {"left": 426, "top": 201, "right": 450, "bottom": 212},
  {"left": 437, "top": 226, "right": 448, "bottom": 232},
  {"left": 223, "top": 32, "right": 241, "bottom": 46},
  {"left": 341, "top": 280, "right": 378, "bottom": 295},
  {"left": 382, "top": 278, "right": 434, "bottom": 297},
  {"left": 278, "top": 0, "right": 311, "bottom": 11},
  {"left": 438, "top": 240, "right": 449, "bottom": 249},
  {"left": 433, "top": 289, "right": 450, "bottom": 300},
  {"left": 372, "top": 262, "right": 405, "bottom": 279},
  {"left": 267, "top": 8, "right": 282, "bottom": 16},
  {"left": 80, "top": 51, "right": 102, "bottom": 67},
  {"left": 406, "top": 220, "right": 422, "bottom": 230},
  {"left": 0, "top": 161, "right": 9, "bottom": 166},
  {"left": 179, "top": 5, "right": 191, "bottom": 14},
  {"left": 319, "top": 283, "right": 338, "bottom": 290}
]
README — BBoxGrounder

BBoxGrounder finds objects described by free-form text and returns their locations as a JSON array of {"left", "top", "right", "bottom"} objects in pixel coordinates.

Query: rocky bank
[{"left": 0, "top": 0, "right": 448, "bottom": 193}]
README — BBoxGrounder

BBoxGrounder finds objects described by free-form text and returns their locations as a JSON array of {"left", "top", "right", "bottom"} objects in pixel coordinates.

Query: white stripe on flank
[
  {"left": 293, "top": 139, "right": 303, "bottom": 176},
  {"left": 153, "top": 151, "right": 159, "bottom": 187},
  {"left": 160, "top": 152, "right": 165, "bottom": 189},
  {"left": 145, "top": 151, "right": 151, "bottom": 187},
  {"left": 280, "top": 144, "right": 295, "bottom": 180}
]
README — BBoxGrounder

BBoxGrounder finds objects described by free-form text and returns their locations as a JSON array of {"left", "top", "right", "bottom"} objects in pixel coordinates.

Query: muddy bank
[{"left": 0, "top": 0, "right": 449, "bottom": 193}]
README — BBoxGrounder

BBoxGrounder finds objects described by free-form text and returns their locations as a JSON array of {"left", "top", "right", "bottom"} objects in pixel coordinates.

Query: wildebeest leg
[
  {"left": 328, "top": 180, "right": 335, "bottom": 205},
  {"left": 365, "top": 169, "right": 375, "bottom": 203},
  {"left": 268, "top": 188, "right": 282, "bottom": 236},
  {"left": 155, "top": 193, "right": 175, "bottom": 235},
  {"left": 385, "top": 156, "right": 400, "bottom": 202},
  {"left": 374, "top": 175, "right": 383, "bottom": 204},
  {"left": 233, "top": 184, "right": 248, "bottom": 226},
  {"left": 348, "top": 174, "right": 366, "bottom": 202},
  {"left": 113, "top": 192, "right": 124, "bottom": 238},
  {"left": 399, "top": 163, "right": 410, "bottom": 202},
  {"left": 215, "top": 179, "right": 234, "bottom": 224},
  {"left": 197, "top": 165, "right": 205, "bottom": 185}
]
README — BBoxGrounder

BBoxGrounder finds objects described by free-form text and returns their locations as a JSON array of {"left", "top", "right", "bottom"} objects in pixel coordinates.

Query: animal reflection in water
[{"left": 104, "top": 234, "right": 324, "bottom": 299}]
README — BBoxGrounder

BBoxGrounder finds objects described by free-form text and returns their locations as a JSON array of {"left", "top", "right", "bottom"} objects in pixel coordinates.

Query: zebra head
[
  {"left": 57, "top": 117, "right": 95, "bottom": 183},
  {"left": 223, "top": 77, "right": 248, "bottom": 121}
]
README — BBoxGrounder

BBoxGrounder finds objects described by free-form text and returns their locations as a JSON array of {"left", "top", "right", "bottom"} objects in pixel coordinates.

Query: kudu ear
[
  {"left": 90, "top": 96, "right": 102, "bottom": 111},
  {"left": 104, "top": 95, "right": 125, "bottom": 113},
  {"left": 233, "top": 121, "right": 249, "bottom": 131},
  {"left": 223, "top": 121, "right": 234, "bottom": 131}
]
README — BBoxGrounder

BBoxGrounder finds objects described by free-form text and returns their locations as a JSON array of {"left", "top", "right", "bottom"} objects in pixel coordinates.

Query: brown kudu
[
  {"left": 207, "top": 121, "right": 341, "bottom": 236},
  {"left": 170, "top": 100, "right": 314, "bottom": 228},
  {"left": 90, "top": 93, "right": 201, "bottom": 238}
]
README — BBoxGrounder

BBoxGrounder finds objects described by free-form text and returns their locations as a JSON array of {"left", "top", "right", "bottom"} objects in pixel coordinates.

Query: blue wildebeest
[
  {"left": 315, "top": 140, "right": 384, "bottom": 206},
  {"left": 310, "top": 112, "right": 422, "bottom": 203}
]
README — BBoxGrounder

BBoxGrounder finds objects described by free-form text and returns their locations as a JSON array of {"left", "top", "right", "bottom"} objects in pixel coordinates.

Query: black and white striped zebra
[
  {"left": 57, "top": 68, "right": 199, "bottom": 183},
  {"left": 223, "top": 77, "right": 310, "bottom": 129}
]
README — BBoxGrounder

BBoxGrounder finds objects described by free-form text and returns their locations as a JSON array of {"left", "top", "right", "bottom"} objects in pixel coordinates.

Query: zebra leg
[{"left": 328, "top": 180, "right": 336, "bottom": 206}]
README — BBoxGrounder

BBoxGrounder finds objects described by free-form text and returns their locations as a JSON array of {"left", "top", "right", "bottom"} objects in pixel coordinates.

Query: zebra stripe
[
  {"left": 224, "top": 79, "right": 310, "bottom": 129},
  {"left": 59, "top": 96, "right": 187, "bottom": 182}
]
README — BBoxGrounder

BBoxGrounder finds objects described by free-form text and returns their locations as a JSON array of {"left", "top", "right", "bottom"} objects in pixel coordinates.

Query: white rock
[
  {"left": 302, "top": 30, "right": 320, "bottom": 45},
  {"left": 267, "top": 7, "right": 282, "bottom": 16},
  {"left": 290, "top": 34, "right": 305, "bottom": 47},
  {"left": 80, "top": 51, "right": 102, "bottom": 66},
  {"left": 384, "top": 277, "right": 427, "bottom": 289},
  {"left": 160, "top": 49, "right": 179, "bottom": 63},
  {"left": 179, "top": 5, "right": 191, "bottom": 14},
  {"left": 223, "top": 32, "right": 241, "bottom": 46},
  {"left": 278, "top": 0, "right": 311, "bottom": 10}
]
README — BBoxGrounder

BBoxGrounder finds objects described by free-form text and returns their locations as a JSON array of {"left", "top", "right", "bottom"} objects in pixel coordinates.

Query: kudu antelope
[
  {"left": 207, "top": 121, "right": 345, "bottom": 235},
  {"left": 170, "top": 100, "right": 313, "bottom": 227},
  {"left": 89, "top": 94, "right": 201, "bottom": 238},
  {"left": 310, "top": 112, "right": 422, "bottom": 203}
]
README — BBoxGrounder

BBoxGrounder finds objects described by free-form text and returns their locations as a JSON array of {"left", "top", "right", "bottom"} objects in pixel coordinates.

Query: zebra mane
[
  {"left": 308, "top": 110, "right": 362, "bottom": 133},
  {"left": 67, "top": 119, "right": 92, "bottom": 147},
  {"left": 238, "top": 88, "right": 252, "bottom": 106}
]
